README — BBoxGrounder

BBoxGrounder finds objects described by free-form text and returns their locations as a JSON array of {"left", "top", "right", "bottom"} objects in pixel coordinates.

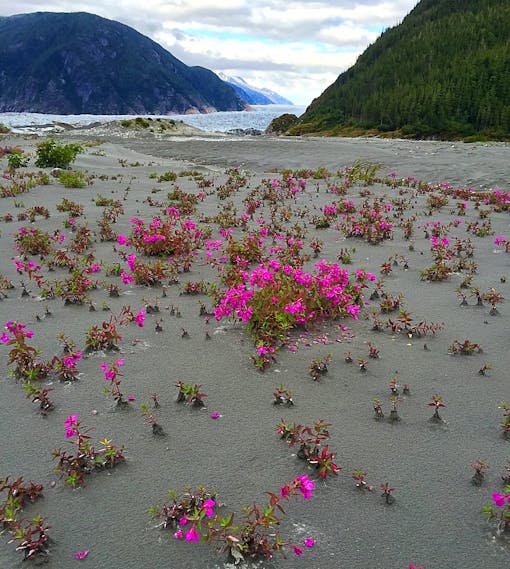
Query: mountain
[
  {"left": 290, "top": 0, "right": 510, "bottom": 139},
  {"left": 0, "top": 12, "right": 247, "bottom": 115},
  {"left": 218, "top": 73, "right": 293, "bottom": 105}
]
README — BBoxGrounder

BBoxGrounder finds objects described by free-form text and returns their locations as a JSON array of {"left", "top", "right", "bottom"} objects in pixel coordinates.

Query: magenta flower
[
  {"left": 280, "top": 484, "right": 290, "bottom": 498},
  {"left": 210, "top": 412, "right": 220, "bottom": 419},
  {"left": 128, "top": 395, "right": 135, "bottom": 401},
  {"left": 178, "top": 515, "right": 189, "bottom": 526},
  {"left": 201, "top": 499, "right": 215, "bottom": 517},
  {"left": 174, "top": 529, "right": 183, "bottom": 539},
  {"left": 65, "top": 414, "right": 78, "bottom": 428},
  {"left": 185, "top": 524, "right": 200, "bottom": 542},
  {"left": 495, "top": 235, "right": 507, "bottom": 246},
  {"left": 293, "top": 545, "right": 304, "bottom": 557},
  {"left": 492, "top": 493, "right": 508, "bottom": 507},
  {"left": 304, "top": 538, "right": 315, "bottom": 548},
  {"left": 121, "top": 270, "right": 134, "bottom": 284},
  {"left": 74, "top": 550, "right": 89, "bottom": 559},
  {"left": 66, "top": 428, "right": 78, "bottom": 438},
  {"left": 117, "top": 234, "right": 128, "bottom": 245},
  {"left": 135, "top": 308, "right": 145, "bottom": 327},
  {"left": 295, "top": 474, "right": 315, "bottom": 500},
  {"left": 1, "top": 332, "right": 11, "bottom": 343}
]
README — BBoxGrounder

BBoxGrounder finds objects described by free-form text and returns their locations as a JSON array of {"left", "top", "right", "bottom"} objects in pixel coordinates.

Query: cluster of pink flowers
[
  {"left": 430, "top": 235, "right": 451, "bottom": 249},
  {"left": 121, "top": 270, "right": 134, "bottom": 284},
  {"left": 1, "top": 321, "right": 34, "bottom": 343},
  {"left": 12, "top": 259, "right": 41, "bottom": 274},
  {"left": 214, "top": 284, "right": 254, "bottom": 322},
  {"left": 61, "top": 351, "right": 82, "bottom": 369},
  {"left": 215, "top": 260, "right": 371, "bottom": 331},
  {"left": 174, "top": 499, "right": 216, "bottom": 542},
  {"left": 65, "top": 414, "right": 79, "bottom": 438},
  {"left": 134, "top": 308, "right": 145, "bottom": 327},
  {"left": 101, "top": 359, "right": 124, "bottom": 381}
]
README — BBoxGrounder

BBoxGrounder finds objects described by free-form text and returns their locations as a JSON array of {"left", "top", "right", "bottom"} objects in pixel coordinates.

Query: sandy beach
[{"left": 1, "top": 127, "right": 509, "bottom": 569}]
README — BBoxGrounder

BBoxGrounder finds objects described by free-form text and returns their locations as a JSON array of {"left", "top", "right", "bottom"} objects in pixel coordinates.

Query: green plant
[
  {"left": 59, "top": 170, "right": 87, "bottom": 188},
  {"left": 7, "top": 152, "right": 29, "bottom": 169},
  {"left": 35, "top": 139, "right": 82, "bottom": 168}
]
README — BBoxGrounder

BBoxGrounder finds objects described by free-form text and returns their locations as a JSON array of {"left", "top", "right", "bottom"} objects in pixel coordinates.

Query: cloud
[{"left": 2, "top": 0, "right": 418, "bottom": 104}]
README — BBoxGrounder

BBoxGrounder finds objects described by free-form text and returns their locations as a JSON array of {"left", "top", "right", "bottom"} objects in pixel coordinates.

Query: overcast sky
[{"left": 3, "top": 1, "right": 419, "bottom": 105}]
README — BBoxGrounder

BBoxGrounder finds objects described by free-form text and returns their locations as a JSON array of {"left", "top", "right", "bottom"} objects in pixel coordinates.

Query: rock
[
  {"left": 226, "top": 128, "right": 262, "bottom": 136},
  {"left": 265, "top": 113, "right": 299, "bottom": 135}
]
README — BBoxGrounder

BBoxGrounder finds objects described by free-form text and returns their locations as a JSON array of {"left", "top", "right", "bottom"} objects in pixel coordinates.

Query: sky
[{"left": 3, "top": 1, "right": 419, "bottom": 106}]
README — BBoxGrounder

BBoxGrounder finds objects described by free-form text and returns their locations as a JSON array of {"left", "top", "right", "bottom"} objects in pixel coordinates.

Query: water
[{"left": 0, "top": 104, "right": 306, "bottom": 134}]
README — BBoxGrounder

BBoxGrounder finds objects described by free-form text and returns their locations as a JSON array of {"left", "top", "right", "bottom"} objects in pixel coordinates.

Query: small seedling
[
  {"left": 471, "top": 459, "right": 489, "bottom": 486},
  {"left": 352, "top": 470, "right": 373, "bottom": 491},
  {"left": 427, "top": 394, "right": 445, "bottom": 422},
  {"left": 273, "top": 385, "right": 293, "bottom": 406},
  {"left": 380, "top": 482, "right": 395, "bottom": 504},
  {"left": 372, "top": 399, "right": 384, "bottom": 421}
]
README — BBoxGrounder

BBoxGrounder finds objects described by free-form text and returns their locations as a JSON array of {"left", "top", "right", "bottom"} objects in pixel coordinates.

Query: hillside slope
[
  {"left": 290, "top": 0, "right": 510, "bottom": 139},
  {"left": 0, "top": 12, "right": 247, "bottom": 114}
]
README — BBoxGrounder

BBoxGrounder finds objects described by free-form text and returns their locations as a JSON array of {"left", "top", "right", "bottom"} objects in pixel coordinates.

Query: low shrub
[{"left": 35, "top": 139, "right": 82, "bottom": 168}]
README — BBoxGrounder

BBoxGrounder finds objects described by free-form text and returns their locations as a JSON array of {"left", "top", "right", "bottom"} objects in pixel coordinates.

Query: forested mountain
[
  {"left": 0, "top": 12, "right": 247, "bottom": 114},
  {"left": 290, "top": 0, "right": 510, "bottom": 139}
]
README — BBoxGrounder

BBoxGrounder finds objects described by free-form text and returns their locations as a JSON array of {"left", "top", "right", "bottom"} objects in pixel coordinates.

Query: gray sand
[{"left": 1, "top": 131, "right": 509, "bottom": 569}]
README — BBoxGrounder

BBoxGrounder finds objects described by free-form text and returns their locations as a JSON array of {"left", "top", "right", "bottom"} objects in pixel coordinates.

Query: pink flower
[
  {"left": 178, "top": 516, "right": 189, "bottom": 526},
  {"left": 210, "top": 412, "right": 220, "bottom": 419},
  {"left": 1, "top": 332, "right": 11, "bottom": 343},
  {"left": 117, "top": 234, "right": 128, "bottom": 245},
  {"left": 135, "top": 308, "right": 145, "bottom": 327},
  {"left": 185, "top": 524, "right": 200, "bottom": 542},
  {"left": 74, "top": 550, "right": 89, "bottom": 559},
  {"left": 295, "top": 474, "right": 315, "bottom": 500},
  {"left": 201, "top": 499, "right": 215, "bottom": 517},
  {"left": 174, "top": 530, "right": 183, "bottom": 539},
  {"left": 116, "top": 359, "right": 124, "bottom": 367},
  {"left": 121, "top": 270, "right": 134, "bottom": 284},
  {"left": 492, "top": 493, "right": 507, "bottom": 507},
  {"left": 127, "top": 254, "right": 137, "bottom": 271},
  {"left": 495, "top": 235, "right": 506, "bottom": 246},
  {"left": 66, "top": 428, "right": 77, "bottom": 438},
  {"left": 65, "top": 414, "right": 78, "bottom": 428},
  {"left": 304, "top": 538, "right": 315, "bottom": 548},
  {"left": 280, "top": 484, "right": 290, "bottom": 498},
  {"left": 128, "top": 395, "right": 135, "bottom": 401},
  {"left": 293, "top": 545, "right": 304, "bottom": 557},
  {"left": 409, "top": 566, "right": 424, "bottom": 569}
]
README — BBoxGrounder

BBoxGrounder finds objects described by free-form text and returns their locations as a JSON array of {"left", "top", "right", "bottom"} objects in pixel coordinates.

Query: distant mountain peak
[{"left": 218, "top": 73, "right": 293, "bottom": 106}]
